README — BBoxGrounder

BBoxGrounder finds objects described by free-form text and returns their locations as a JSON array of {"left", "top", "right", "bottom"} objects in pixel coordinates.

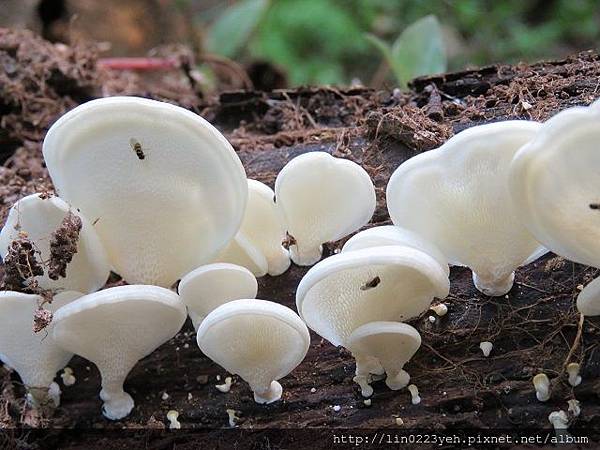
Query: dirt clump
[{"left": 48, "top": 211, "right": 82, "bottom": 281}]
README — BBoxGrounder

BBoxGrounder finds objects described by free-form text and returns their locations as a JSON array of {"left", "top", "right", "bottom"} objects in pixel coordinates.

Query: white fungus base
[
  {"left": 100, "top": 387, "right": 135, "bottom": 420},
  {"left": 472, "top": 271, "right": 515, "bottom": 297},
  {"left": 253, "top": 380, "right": 283, "bottom": 404}
]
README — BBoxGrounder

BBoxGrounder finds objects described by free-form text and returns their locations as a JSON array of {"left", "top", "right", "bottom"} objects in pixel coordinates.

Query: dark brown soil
[{"left": 1, "top": 29, "right": 600, "bottom": 449}]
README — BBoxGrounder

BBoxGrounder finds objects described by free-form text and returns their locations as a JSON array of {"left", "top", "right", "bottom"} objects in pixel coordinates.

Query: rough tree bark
[{"left": 1, "top": 29, "right": 600, "bottom": 449}]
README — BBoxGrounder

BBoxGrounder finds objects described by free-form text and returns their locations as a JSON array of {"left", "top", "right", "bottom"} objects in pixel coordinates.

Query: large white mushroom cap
[
  {"left": 509, "top": 102, "right": 600, "bottom": 269},
  {"left": 576, "top": 275, "right": 600, "bottom": 316},
  {"left": 0, "top": 291, "right": 82, "bottom": 407},
  {"left": 197, "top": 299, "right": 310, "bottom": 404},
  {"left": 178, "top": 263, "right": 258, "bottom": 330},
  {"left": 275, "top": 152, "right": 376, "bottom": 266},
  {"left": 296, "top": 246, "right": 449, "bottom": 347},
  {"left": 0, "top": 193, "right": 110, "bottom": 293},
  {"left": 52, "top": 285, "right": 187, "bottom": 420},
  {"left": 42, "top": 96, "right": 247, "bottom": 287},
  {"left": 347, "top": 321, "right": 421, "bottom": 392},
  {"left": 387, "top": 121, "right": 545, "bottom": 296},
  {"left": 342, "top": 225, "right": 449, "bottom": 276},
  {"left": 216, "top": 180, "right": 290, "bottom": 276}
]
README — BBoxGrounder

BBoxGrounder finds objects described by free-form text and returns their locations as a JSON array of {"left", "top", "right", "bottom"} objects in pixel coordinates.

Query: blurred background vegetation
[{"left": 3, "top": 0, "right": 599, "bottom": 89}]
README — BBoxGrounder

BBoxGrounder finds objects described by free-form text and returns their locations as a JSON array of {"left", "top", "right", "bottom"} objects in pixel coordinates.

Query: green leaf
[
  {"left": 390, "top": 15, "right": 447, "bottom": 88},
  {"left": 206, "top": 0, "right": 269, "bottom": 58}
]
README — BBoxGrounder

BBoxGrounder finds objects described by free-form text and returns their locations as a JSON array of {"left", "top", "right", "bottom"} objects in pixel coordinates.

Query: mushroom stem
[
  {"left": 99, "top": 377, "right": 135, "bottom": 420},
  {"left": 355, "top": 354, "right": 385, "bottom": 377},
  {"left": 289, "top": 244, "right": 323, "bottom": 267},
  {"left": 352, "top": 374, "right": 374, "bottom": 398},
  {"left": 472, "top": 271, "right": 515, "bottom": 297},
  {"left": 252, "top": 380, "right": 283, "bottom": 404},
  {"left": 566, "top": 363, "right": 582, "bottom": 387},
  {"left": 385, "top": 369, "right": 410, "bottom": 391}
]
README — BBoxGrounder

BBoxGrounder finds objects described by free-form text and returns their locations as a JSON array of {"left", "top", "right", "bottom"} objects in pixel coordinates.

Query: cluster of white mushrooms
[{"left": 0, "top": 95, "right": 598, "bottom": 425}]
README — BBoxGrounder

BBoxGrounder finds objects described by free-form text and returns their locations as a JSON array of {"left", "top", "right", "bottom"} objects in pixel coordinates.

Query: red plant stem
[{"left": 97, "top": 57, "right": 179, "bottom": 71}]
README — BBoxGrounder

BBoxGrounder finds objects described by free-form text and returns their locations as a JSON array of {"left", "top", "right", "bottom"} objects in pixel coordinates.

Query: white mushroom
[
  {"left": 215, "top": 233, "right": 268, "bottom": 277},
  {"left": 216, "top": 376, "right": 233, "bottom": 393},
  {"left": 342, "top": 225, "right": 449, "bottom": 276},
  {"left": 167, "top": 410, "right": 181, "bottom": 429},
  {"left": 0, "top": 290, "right": 82, "bottom": 408},
  {"left": 61, "top": 367, "right": 76, "bottom": 386},
  {"left": 197, "top": 299, "right": 310, "bottom": 404},
  {"left": 275, "top": 152, "right": 376, "bottom": 266},
  {"left": 387, "top": 121, "right": 546, "bottom": 296},
  {"left": 479, "top": 341, "right": 493, "bottom": 357},
  {"left": 430, "top": 303, "right": 448, "bottom": 316},
  {"left": 42, "top": 97, "right": 247, "bottom": 287},
  {"left": 568, "top": 399, "right": 581, "bottom": 417},
  {"left": 178, "top": 263, "right": 258, "bottom": 331},
  {"left": 577, "top": 276, "right": 600, "bottom": 316},
  {"left": 52, "top": 285, "right": 187, "bottom": 420},
  {"left": 533, "top": 373, "right": 551, "bottom": 402},
  {"left": 509, "top": 102, "right": 600, "bottom": 272},
  {"left": 296, "top": 246, "right": 449, "bottom": 347},
  {"left": 217, "top": 180, "right": 290, "bottom": 276},
  {"left": 407, "top": 384, "right": 421, "bottom": 405},
  {"left": 0, "top": 193, "right": 110, "bottom": 293},
  {"left": 347, "top": 322, "right": 421, "bottom": 396},
  {"left": 566, "top": 363, "right": 582, "bottom": 387},
  {"left": 548, "top": 410, "right": 569, "bottom": 434}
]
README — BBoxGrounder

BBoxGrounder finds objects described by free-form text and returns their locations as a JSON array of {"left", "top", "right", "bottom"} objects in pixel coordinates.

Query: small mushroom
[
  {"left": 296, "top": 246, "right": 449, "bottom": 347},
  {"left": 0, "top": 193, "right": 110, "bottom": 293},
  {"left": 533, "top": 373, "right": 551, "bottom": 402},
  {"left": 566, "top": 363, "right": 582, "bottom": 387},
  {"left": 275, "top": 152, "right": 376, "bottom": 266},
  {"left": 548, "top": 410, "right": 569, "bottom": 434},
  {"left": 167, "top": 410, "right": 181, "bottom": 429},
  {"left": 52, "top": 285, "right": 187, "bottom": 420},
  {"left": 430, "top": 303, "right": 448, "bottom": 316},
  {"left": 347, "top": 322, "right": 421, "bottom": 396},
  {"left": 197, "top": 299, "right": 310, "bottom": 404},
  {"left": 43, "top": 97, "right": 247, "bottom": 287},
  {"left": 576, "top": 276, "right": 600, "bottom": 316},
  {"left": 178, "top": 263, "right": 258, "bottom": 331},
  {"left": 568, "top": 399, "right": 581, "bottom": 417},
  {"left": 509, "top": 102, "right": 600, "bottom": 272},
  {"left": 479, "top": 341, "right": 493, "bottom": 357},
  {"left": 407, "top": 384, "right": 421, "bottom": 405},
  {"left": 61, "top": 367, "right": 76, "bottom": 386},
  {"left": 387, "top": 121, "right": 546, "bottom": 296},
  {"left": 342, "top": 225, "right": 449, "bottom": 276},
  {"left": 0, "top": 291, "right": 82, "bottom": 409},
  {"left": 217, "top": 180, "right": 290, "bottom": 276}
]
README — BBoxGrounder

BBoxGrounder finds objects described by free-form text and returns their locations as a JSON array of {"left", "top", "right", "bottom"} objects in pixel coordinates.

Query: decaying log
[{"left": 1, "top": 29, "right": 600, "bottom": 448}]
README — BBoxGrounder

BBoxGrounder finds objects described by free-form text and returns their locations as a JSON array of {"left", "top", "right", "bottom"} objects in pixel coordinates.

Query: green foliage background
[{"left": 200, "top": 0, "right": 600, "bottom": 86}]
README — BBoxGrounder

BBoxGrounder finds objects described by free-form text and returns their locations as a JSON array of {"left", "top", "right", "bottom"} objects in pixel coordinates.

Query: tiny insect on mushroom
[
  {"left": 52, "top": 285, "right": 187, "bottom": 420},
  {"left": 178, "top": 263, "right": 258, "bottom": 331},
  {"left": 217, "top": 180, "right": 290, "bottom": 276},
  {"left": 509, "top": 101, "right": 600, "bottom": 273},
  {"left": 196, "top": 299, "right": 310, "bottom": 404},
  {"left": 274, "top": 152, "right": 376, "bottom": 266},
  {"left": 0, "top": 193, "right": 110, "bottom": 293},
  {"left": 0, "top": 290, "right": 83, "bottom": 410},
  {"left": 346, "top": 322, "right": 421, "bottom": 397},
  {"left": 296, "top": 246, "right": 449, "bottom": 348},
  {"left": 533, "top": 373, "right": 551, "bottom": 402},
  {"left": 387, "top": 121, "right": 546, "bottom": 296},
  {"left": 42, "top": 96, "right": 248, "bottom": 287}
]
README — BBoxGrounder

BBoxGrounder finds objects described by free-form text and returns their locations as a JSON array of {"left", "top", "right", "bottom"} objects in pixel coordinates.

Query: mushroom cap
[
  {"left": 509, "top": 104, "right": 600, "bottom": 269},
  {"left": 0, "top": 193, "right": 110, "bottom": 293},
  {"left": 577, "top": 275, "right": 600, "bottom": 316},
  {"left": 342, "top": 225, "right": 449, "bottom": 276},
  {"left": 296, "top": 246, "right": 449, "bottom": 347},
  {"left": 42, "top": 96, "right": 247, "bottom": 286},
  {"left": 0, "top": 291, "right": 82, "bottom": 388},
  {"left": 178, "top": 263, "right": 258, "bottom": 323},
  {"left": 216, "top": 233, "right": 269, "bottom": 277},
  {"left": 347, "top": 321, "right": 421, "bottom": 373},
  {"left": 52, "top": 285, "right": 187, "bottom": 385},
  {"left": 274, "top": 152, "right": 376, "bottom": 266},
  {"left": 196, "top": 299, "right": 310, "bottom": 395},
  {"left": 386, "top": 121, "right": 545, "bottom": 284},
  {"left": 241, "top": 180, "right": 290, "bottom": 276}
]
